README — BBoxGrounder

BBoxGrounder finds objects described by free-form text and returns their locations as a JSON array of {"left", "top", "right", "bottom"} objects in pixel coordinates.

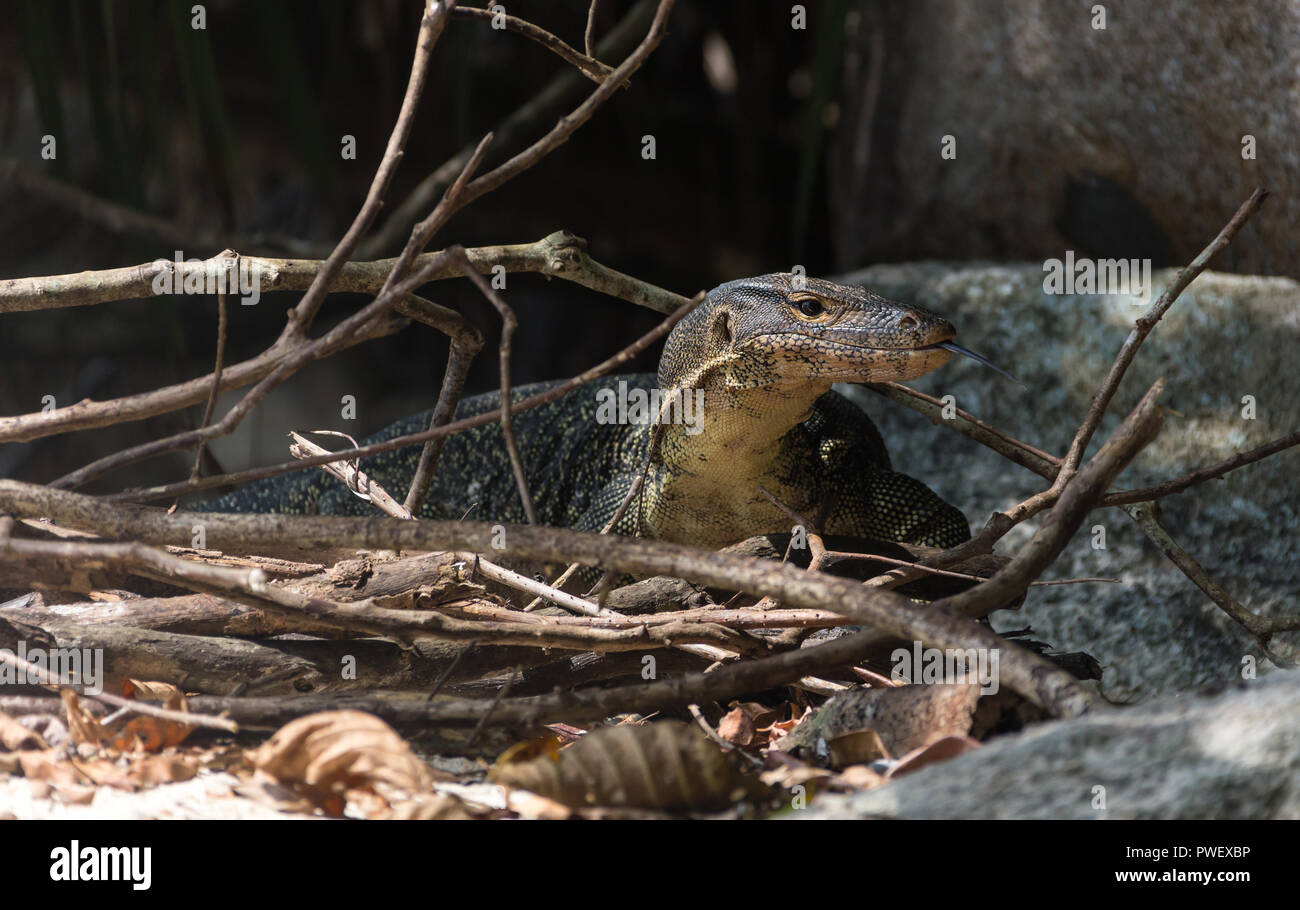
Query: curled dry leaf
[
  {"left": 0, "top": 712, "right": 47, "bottom": 751},
  {"left": 717, "top": 707, "right": 757, "bottom": 747},
  {"left": 114, "top": 680, "right": 193, "bottom": 751},
  {"left": 248, "top": 710, "right": 433, "bottom": 809},
  {"left": 60, "top": 690, "right": 111, "bottom": 747},
  {"left": 886, "top": 735, "right": 982, "bottom": 778},
  {"left": 489, "top": 721, "right": 756, "bottom": 811}
]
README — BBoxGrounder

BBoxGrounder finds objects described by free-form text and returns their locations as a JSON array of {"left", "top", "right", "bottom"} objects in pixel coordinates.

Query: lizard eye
[{"left": 796, "top": 297, "right": 824, "bottom": 318}]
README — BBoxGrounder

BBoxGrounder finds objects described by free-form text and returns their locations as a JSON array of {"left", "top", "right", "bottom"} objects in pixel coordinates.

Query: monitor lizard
[{"left": 196, "top": 273, "right": 991, "bottom": 551}]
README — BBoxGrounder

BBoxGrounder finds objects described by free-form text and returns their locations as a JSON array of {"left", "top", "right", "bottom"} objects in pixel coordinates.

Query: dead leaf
[
  {"left": 247, "top": 710, "right": 433, "bottom": 814},
  {"left": 886, "top": 735, "right": 981, "bottom": 778},
  {"left": 717, "top": 707, "right": 756, "bottom": 747},
  {"left": 133, "top": 753, "right": 200, "bottom": 785},
  {"left": 489, "top": 721, "right": 756, "bottom": 811},
  {"left": 0, "top": 712, "right": 47, "bottom": 751},
  {"left": 60, "top": 691, "right": 111, "bottom": 746}
]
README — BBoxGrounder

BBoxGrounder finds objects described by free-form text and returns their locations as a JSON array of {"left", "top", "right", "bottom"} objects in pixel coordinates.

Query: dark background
[{"left": 0, "top": 0, "right": 1291, "bottom": 494}]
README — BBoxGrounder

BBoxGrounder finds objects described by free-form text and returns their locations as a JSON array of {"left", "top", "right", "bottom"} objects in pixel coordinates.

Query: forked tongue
[{"left": 937, "top": 341, "right": 1022, "bottom": 386}]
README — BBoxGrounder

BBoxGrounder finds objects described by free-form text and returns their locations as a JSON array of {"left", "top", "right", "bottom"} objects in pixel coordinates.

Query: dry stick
[
  {"left": 288, "top": 434, "right": 614, "bottom": 619},
  {"left": 0, "top": 535, "right": 746, "bottom": 653},
  {"left": 0, "top": 236, "right": 691, "bottom": 452},
  {"left": 453, "top": 6, "right": 614, "bottom": 83},
  {"left": 186, "top": 288, "right": 228, "bottom": 487},
  {"left": 307, "top": 448, "right": 760, "bottom": 662},
  {"left": 585, "top": 0, "right": 602, "bottom": 57},
  {"left": 363, "top": 0, "right": 673, "bottom": 260},
  {"left": 1101, "top": 429, "right": 1300, "bottom": 507},
  {"left": 0, "top": 231, "right": 689, "bottom": 319},
  {"left": 174, "top": 624, "right": 966, "bottom": 729},
  {"left": 401, "top": 331, "right": 483, "bottom": 512},
  {"left": 0, "top": 647, "right": 238, "bottom": 734},
  {"left": 823, "top": 550, "right": 1119, "bottom": 587},
  {"left": 287, "top": 1, "right": 457, "bottom": 335},
  {"left": 0, "top": 312, "right": 403, "bottom": 442},
  {"left": 1125, "top": 501, "right": 1300, "bottom": 666},
  {"left": 288, "top": 432, "right": 412, "bottom": 519},
  {"left": 356, "top": 0, "right": 660, "bottom": 259},
  {"left": 452, "top": 256, "right": 538, "bottom": 524},
  {"left": 938, "top": 380, "right": 1165, "bottom": 623},
  {"left": 464, "top": 666, "right": 519, "bottom": 751},
  {"left": 0, "top": 234, "right": 688, "bottom": 448},
  {"left": 45, "top": 4, "right": 461, "bottom": 492},
  {"left": 396, "top": 135, "right": 497, "bottom": 515},
  {"left": 866, "top": 381, "right": 1059, "bottom": 479},
  {"left": 449, "top": 600, "right": 850, "bottom": 631},
  {"left": 0, "top": 464, "right": 1127, "bottom": 719},
  {"left": 867, "top": 187, "right": 1271, "bottom": 592},
  {"left": 520, "top": 414, "right": 673, "bottom": 612},
  {"left": 442, "top": 0, "right": 675, "bottom": 217},
  {"left": 110, "top": 296, "right": 698, "bottom": 505},
  {"left": 1026, "top": 187, "right": 1269, "bottom": 520},
  {"left": 51, "top": 247, "right": 464, "bottom": 491}
]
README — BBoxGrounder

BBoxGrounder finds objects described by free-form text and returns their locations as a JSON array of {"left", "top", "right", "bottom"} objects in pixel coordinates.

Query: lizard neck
[{"left": 641, "top": 380, "right": 832, "bottom": 547}]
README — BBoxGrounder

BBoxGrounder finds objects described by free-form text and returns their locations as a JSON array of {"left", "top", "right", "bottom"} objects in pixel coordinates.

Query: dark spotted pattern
[{"left": 196, "top": 275, "right": 971, "bottom": 549}]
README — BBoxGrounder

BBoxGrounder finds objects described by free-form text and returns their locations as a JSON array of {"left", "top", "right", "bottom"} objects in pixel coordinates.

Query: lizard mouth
[{"left": 924, "top": 341, "right": 1022, "bottom": 385}]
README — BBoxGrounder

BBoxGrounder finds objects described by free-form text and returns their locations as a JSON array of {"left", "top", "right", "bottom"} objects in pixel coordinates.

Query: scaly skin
[{"left": 196, "top": 274, "right": 971, "bottom": 548}]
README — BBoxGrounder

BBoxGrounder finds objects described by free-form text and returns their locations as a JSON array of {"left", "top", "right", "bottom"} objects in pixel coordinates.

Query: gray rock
[
  {"left": 830, "top": 0, "right": 1299, "bottom": 275},
  {"left": 835, "top": 263, "right": 1299, "bottom": 702},
  {"left": 796, "top": 671, "right": 1300, "bottom": 820}
]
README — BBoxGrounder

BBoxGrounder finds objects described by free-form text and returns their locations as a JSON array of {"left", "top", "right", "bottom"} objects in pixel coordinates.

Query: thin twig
[
  {"left": 585, "top": 0, "right": 602, "bottom": 58},
  {"left": 1125, "top": 501, "right": 1300, "bottom": 666},
  {"left": 453, "top": 255, "right": 538, "bottom": 524},
  {"left": 453, "top": 6, "right": 614, "bottom": 83},
  {"left": 187, "top": 288, "right": 228, "bottom": 486},
  {"left": 1102, "top": 429, "right": 1300, "bottom": 507},
  {"left": 287, "top": 0, "right": 457, "bottom": 334},
  {"left": 0, "top": 648, "right": 238, "bottom": 733},
  {"left": 111, "top": 296, "right": 699, "bottom": 505}
]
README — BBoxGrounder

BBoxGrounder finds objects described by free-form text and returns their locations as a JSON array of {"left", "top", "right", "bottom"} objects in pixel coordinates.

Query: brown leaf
[
  {"left": 886, "top": 735, "right": 982, "bottom": 778},
  {"left": 60, "top": 690, "right": 111, "bottom": 747},
  {"left": 133, "top": 753, "right": 201, "bottom": 785},
  {"left": 121, "top": 681, "right": 193, "bottom": 749},
  {"left": 717, "top": 707, "right": 756, "bottom": 747},
  {"left": 0, "top": 712, "right": 47, "bottom": 751},
  {"left": 122, "top": 679, "right": 187, "bottom": 702},
  {"left": 489, "top": 721, "right": 756, "bottom": 811},
  {"left": 247, "top": 710, "right": 433, "bottom": 813},
  {"left": 17, "top": 750, "right": 88, "bottom": 785}
]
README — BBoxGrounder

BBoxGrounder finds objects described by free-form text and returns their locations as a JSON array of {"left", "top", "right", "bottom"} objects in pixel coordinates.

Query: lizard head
[{"left": 660, "top": 273, "right": 972, "bottom": 391}]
